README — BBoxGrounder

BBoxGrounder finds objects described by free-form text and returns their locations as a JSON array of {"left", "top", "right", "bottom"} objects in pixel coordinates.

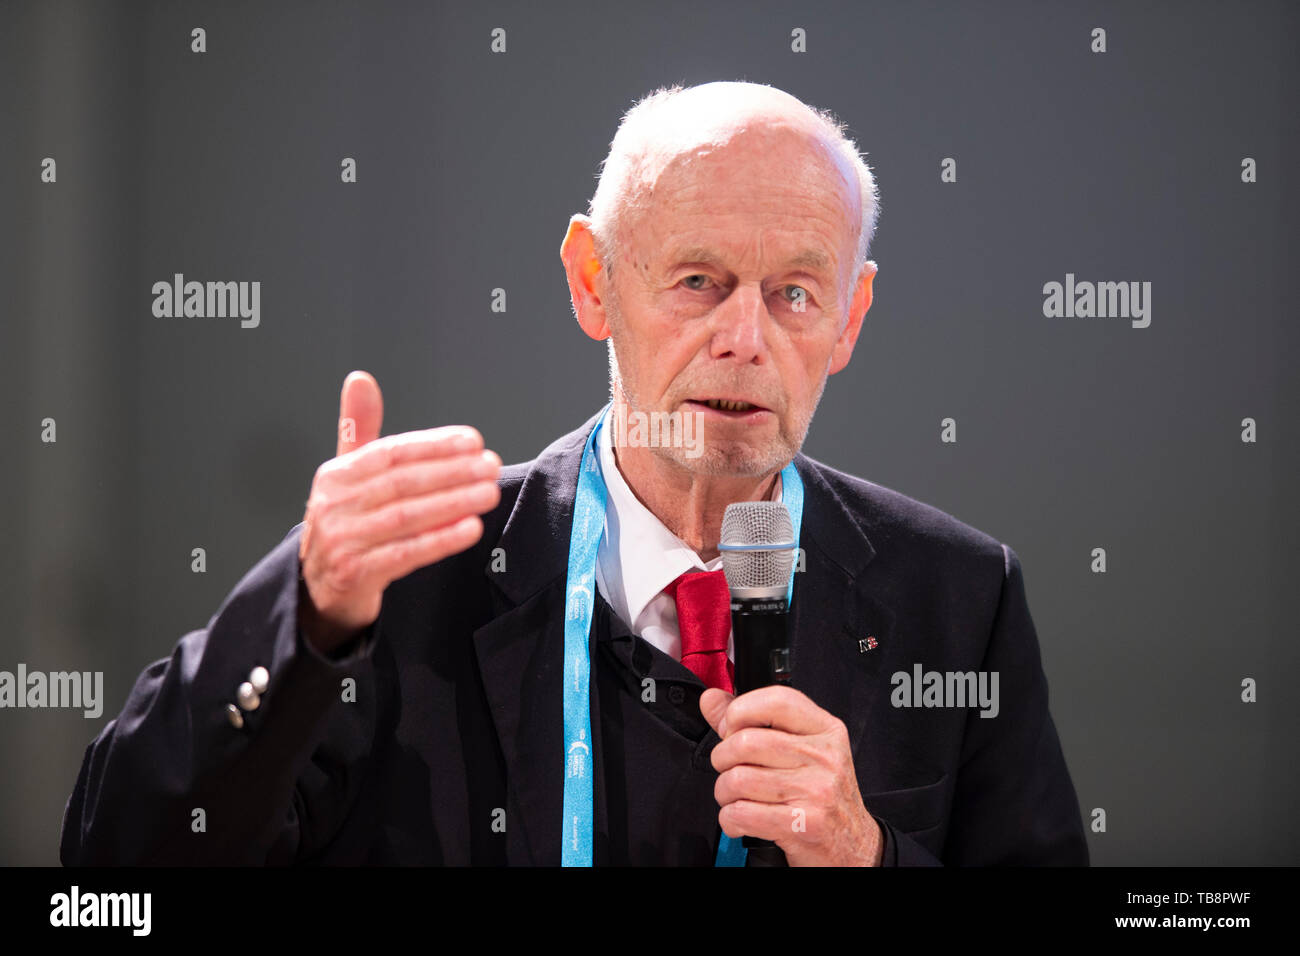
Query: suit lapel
[{"left": 787, "top": 453, "right": 891, "bottom": 767}]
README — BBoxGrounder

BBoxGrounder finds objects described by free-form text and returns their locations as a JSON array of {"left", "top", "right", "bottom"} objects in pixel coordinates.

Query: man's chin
[{"left": 653, "top": 442, "right": 790, "bottom": 480}]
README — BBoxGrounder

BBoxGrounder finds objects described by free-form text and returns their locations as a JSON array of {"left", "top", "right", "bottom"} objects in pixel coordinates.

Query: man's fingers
[
  {"left": 354, "top": 514, "right": 485, "bottom": 585},
  {"left": 718, "top": 799, "right": 801, "bottom": 844},
  {"left": 325, "top": 476, "right": 501, "bottom": 552},
  {"left": 710, "top": 726, "right": 810, "bottom": 773},
  {"left": 335, "top": 426, "right": 485, "bottom": 483},
  {"left": 719, "top": 685, "right": 830, "bottom": 737},
  {"left": 337, "top": 371, "right": 384, "bottom": 458},
  {"left": 715, "top": 763, "right": 807, "bottom": 807},
  {"left": 330, "top": 450, "right": 501, "bottom": 515}
]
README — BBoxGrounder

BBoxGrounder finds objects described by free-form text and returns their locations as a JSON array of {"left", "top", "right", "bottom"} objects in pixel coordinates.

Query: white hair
[{"left": 586, "top": 81, "right": 881, "bottom": 290}]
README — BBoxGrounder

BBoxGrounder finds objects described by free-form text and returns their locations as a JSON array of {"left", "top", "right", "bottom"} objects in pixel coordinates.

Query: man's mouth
[{"left": 686, "top": 398, "right": 769, "bottom": 415}]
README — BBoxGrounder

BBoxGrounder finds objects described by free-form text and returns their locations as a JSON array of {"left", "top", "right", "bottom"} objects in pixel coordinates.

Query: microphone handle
[
  {"left": 744, "top": 845, "right": 790, "bottom": 867},
  {"left": 730, "top": 596, "right": 791, "bottom": 859}
]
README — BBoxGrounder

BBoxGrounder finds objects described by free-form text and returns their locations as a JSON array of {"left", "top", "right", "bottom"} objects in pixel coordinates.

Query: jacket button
[
  {"left": 249, "top": 666, "right": 269, "bottom": 695},
  {"left": 225, "top": 703, "right": 245, "bottom": 729},
  {"left": 236, "top": 682, "right": 261, "bottom": 711}
]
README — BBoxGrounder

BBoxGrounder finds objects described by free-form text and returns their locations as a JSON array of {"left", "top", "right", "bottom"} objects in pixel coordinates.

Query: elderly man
[{"left": 61, "top": 81, "right": 1088, "bottom": 866}]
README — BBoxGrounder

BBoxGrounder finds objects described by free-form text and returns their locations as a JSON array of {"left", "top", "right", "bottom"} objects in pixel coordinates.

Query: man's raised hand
[{"left": 297, "top": 371, "right": 502, "bottom": 654}]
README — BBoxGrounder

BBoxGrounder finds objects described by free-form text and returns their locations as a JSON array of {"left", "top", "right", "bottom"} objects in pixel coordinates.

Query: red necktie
[{"left": 664, "top": 569, "right": 734, "bottom": 693}]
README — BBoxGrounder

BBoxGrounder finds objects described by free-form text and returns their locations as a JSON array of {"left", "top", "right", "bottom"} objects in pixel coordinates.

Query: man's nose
[{"left": 708, "top": 283, "right": 768, "bottom": 364}]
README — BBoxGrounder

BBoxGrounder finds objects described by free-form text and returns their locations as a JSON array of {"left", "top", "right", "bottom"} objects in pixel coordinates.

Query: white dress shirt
[{"left": 593, "top": 413, "right": 784, "bottom": 664}]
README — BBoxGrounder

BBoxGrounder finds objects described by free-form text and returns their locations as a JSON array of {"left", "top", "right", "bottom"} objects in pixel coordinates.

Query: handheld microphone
[{"left": 719, "top": 500, "right": 797, "bottom": 867}]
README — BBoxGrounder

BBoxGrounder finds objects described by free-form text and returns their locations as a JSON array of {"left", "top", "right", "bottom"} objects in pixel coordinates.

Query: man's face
[{"left": 600, "top": 121, "right": 873, "bottom": 478}]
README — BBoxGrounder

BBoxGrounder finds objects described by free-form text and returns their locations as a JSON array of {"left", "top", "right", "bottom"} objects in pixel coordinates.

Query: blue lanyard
[{"left": 561, "top": 401, "right": 805, "bottom": 866}]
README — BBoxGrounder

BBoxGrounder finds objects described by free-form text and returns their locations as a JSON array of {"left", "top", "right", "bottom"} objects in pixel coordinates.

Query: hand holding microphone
[{"left": 700, "top": 500, "right": 885, "bottom": 866}]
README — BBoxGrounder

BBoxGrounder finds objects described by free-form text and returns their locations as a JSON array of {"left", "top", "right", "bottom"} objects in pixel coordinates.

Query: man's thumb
[
  {"left": 336, "top": 370, "right": 383, "bottom": 457},
  {"left": 699, "top": 687, "right": 735, "bottom": 739}
]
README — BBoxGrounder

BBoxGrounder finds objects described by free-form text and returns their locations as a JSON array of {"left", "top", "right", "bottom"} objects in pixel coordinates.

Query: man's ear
[
  {"left": 561, "top": 214, "right": 612, "bottom": 341},
  {"left": 828, "top": 260, "right": 876, "bottom": 376}
]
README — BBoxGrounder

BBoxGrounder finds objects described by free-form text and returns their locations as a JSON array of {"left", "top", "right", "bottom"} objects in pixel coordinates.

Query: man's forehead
[
  {"left": 635, "top": 133, "right": 857, "bottom": 263},
  {"left": 634, "top": 100, "right": 851, "bottom": 197},
  {"left": 656, "top": 120, "right": 844, "bottom": 185}
]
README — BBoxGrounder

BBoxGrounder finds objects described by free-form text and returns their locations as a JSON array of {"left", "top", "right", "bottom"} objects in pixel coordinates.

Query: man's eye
[
  {"left": 785, "top": 285, "right": 810, "bottom": 305},
  {"left": 681, "top": 274, "right": 713, "bottom": 291}
]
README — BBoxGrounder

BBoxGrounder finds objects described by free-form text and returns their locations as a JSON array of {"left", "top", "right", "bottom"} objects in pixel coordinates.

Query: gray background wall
[{"left": 1, "top": 0, "right": 1295, "bottom": 865}]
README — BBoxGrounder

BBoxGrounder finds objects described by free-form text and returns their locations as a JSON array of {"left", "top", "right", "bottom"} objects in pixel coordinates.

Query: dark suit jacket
[{"left": 60, "top": 407, "right": 1089, "bottom": 866}]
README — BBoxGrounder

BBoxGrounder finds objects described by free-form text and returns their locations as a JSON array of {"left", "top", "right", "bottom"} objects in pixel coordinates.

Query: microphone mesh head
[{"left": 720, "top": 501, "right": 795, "bottom": 590}]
